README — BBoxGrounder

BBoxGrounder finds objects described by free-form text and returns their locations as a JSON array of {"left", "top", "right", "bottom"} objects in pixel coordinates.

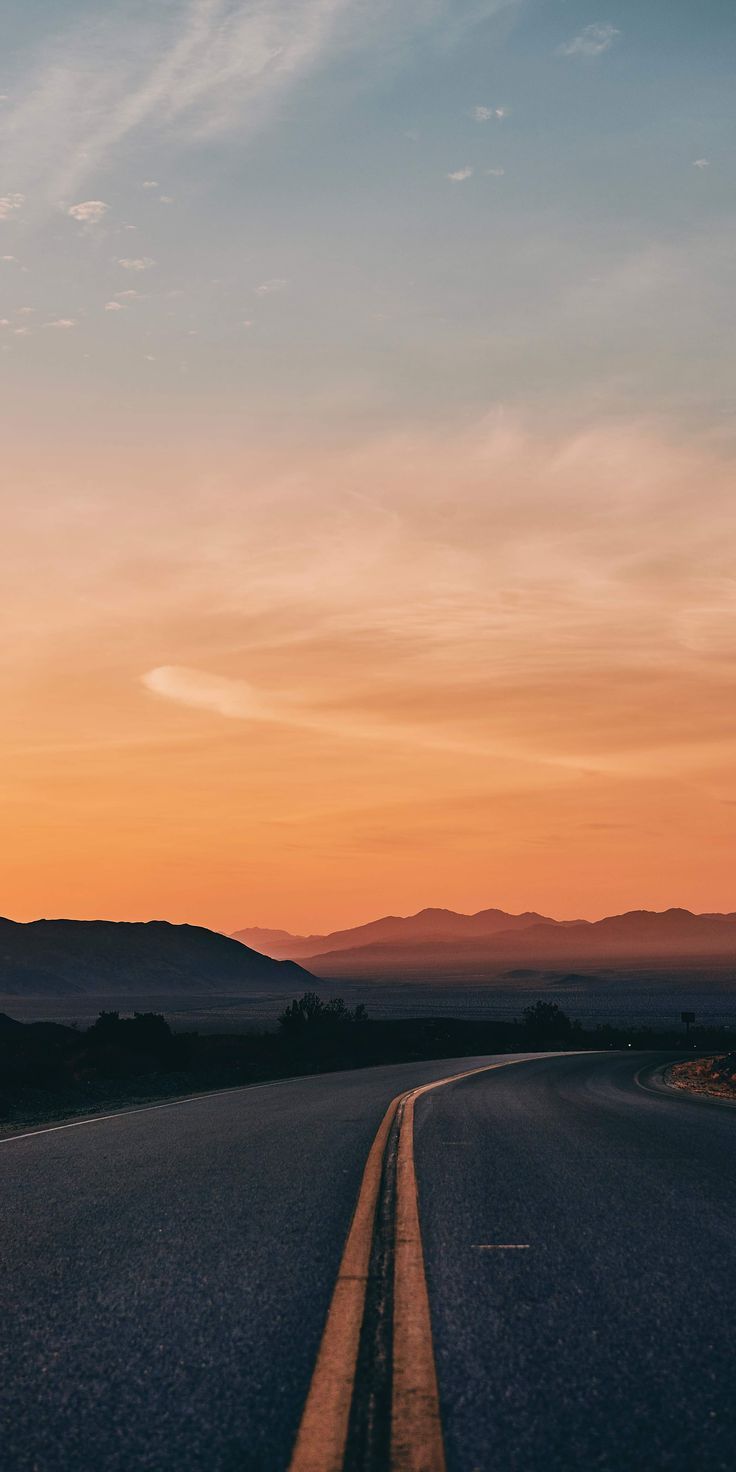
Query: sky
[{"left": 1, "top": 0, "right": 735, "bottom": 933}]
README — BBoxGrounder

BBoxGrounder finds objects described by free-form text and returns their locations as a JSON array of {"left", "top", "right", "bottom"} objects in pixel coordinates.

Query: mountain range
[
  {"left": 0, "top": 918, "right": 310, "bottom": 998},
  {"left": 3, "top": 907, "right": 735, "bottom": 1005},
  {"left": 233, "top": 908, "right": 563, "bottom": 959},
  {"left": 233, "top": 907, "right": 736, "bottom": 979}
]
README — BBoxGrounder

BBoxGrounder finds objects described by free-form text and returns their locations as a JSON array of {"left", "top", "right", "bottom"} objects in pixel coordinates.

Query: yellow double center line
[{"left": 289, "top": 1058, "right": 531, "bottom": 1472}]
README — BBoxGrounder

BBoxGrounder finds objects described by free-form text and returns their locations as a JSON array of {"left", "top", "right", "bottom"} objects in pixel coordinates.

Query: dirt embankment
[{"left": 668, "top": 1054, "right": 736, "bottom": 1101}]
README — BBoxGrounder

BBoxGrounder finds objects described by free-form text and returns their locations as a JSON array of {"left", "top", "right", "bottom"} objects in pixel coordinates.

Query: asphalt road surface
[
  {"left": 1, "top": 1052, "right": 734, "bottom": 1471},
  {"left": 416, "top": 1053, "right": 736, "bottom": 1472}
]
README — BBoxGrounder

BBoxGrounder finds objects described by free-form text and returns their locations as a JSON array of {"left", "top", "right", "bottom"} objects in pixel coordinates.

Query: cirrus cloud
[
  {"left": 557, "top": 23, "right": 619, "bottom": 57},
  {"left": 0, "top": 0, "right": 360, "bottom": 206},
  {"left": 1, "top": 1, "right": 521, "bottom": 211},
  {"left": 140, "top": 664, "right": 576, "bottom": 768}
]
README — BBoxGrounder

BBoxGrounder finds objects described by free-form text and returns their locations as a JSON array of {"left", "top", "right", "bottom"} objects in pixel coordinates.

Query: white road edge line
[
  {"left": 0, "top": 1048, "right": 592, "bottom": 1146},
  {"left": 0, "top": 1075, "right": 305, "bottom": 1145}
]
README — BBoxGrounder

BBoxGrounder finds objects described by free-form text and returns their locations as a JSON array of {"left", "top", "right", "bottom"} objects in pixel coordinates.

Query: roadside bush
[{"left": 522, "top": 1000, "right": 575, "bottom": 1044}]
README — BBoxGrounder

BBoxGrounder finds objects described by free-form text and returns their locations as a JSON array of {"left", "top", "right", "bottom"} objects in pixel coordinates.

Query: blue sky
[{"left": 1, "top": 0, "right": 734, "bottom": 441}]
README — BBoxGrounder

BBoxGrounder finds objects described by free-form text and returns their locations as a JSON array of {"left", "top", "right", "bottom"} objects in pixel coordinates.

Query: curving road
[
  {"left": 1, "top": 1052, "right": 734, "bottom": 1471},
  {"left": 0, "top": 1055, "right": 505, "bottom": 1472},
  {"left": 416, "top": 1053, "right": 736, "bottom": 1472}
]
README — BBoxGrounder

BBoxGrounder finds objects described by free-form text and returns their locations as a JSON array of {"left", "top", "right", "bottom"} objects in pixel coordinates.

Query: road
[
  {"left": 417, "top": 1053, "right": 736, "bottom": 1471},
  {"left": 1, "top": 1052, "right": 734, "bottom": 1470}
]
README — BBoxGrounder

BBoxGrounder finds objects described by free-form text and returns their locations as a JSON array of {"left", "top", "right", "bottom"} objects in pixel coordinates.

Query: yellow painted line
[
  {"left": 290, "top": 1055, "right": 549, "bottom": 1472},
  {"left": 391, "top": 1063, "right": 518, "bottom": 1472},
  {"left": 391, "top": 1085, "right": 446, "bottom": 1472},
  {"left": 288, "top": 1091, "right": 401, "bottom": 1472}
]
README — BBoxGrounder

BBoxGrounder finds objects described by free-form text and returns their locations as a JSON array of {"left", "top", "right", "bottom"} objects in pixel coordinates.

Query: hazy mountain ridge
[
  {"left": 233, "top": 906, "right": 560, "bottom": 960},
  {"left": 4, "top": 908, "right": 735, "bottom": 1005},
  {"left": 234, "top": 906, "right": 736, "bottom": 979},
  {"left": 0, "top": 918, "right": 310, "bottom": 998}
]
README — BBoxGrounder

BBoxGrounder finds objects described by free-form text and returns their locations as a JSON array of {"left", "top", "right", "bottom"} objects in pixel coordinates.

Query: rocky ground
[{"left": 668, "top": 1053, "right": 736, "bottom": 1101}]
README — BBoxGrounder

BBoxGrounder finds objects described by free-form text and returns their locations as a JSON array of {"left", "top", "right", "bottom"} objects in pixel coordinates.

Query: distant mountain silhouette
[
  {"left": 233, "top": 906, "right": 736, "bottom": 979},
  {"left": 0, "top": 918, "right": 310, "bottom": 998},
  {"left": 233, "top": 907, "right": 558, "bottom": 960}
]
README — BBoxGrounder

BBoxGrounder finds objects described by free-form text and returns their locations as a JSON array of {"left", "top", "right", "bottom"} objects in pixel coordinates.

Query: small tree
[
  {"left": 278, "top": 992, "right": 330, "bottom": 1036},
  {"left": 278, "top": 993, "right": 366, "bottom": 1037},
  {"left": 87, "top": 1010, "right": 121, "bottom": 1037},
  {"left": 522, "top": 1000, "right": 573, "bottom": 1042}
]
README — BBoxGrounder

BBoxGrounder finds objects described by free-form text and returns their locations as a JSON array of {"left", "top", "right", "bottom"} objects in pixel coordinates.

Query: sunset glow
[{"left": 2, "top": 1, "right": 734, "bottom": 932}]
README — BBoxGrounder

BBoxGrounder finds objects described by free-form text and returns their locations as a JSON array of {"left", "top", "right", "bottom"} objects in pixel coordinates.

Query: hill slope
[{"left": 0, "top": 918, "right": 311, "bottom": 998}]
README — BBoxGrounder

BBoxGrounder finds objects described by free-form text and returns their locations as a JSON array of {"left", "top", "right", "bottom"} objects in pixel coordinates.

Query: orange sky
[
  {"left": 3, "top": 417, "right": 736, "bottom": 933},
  {"left": 2, "top": 0, "right": 735, "bottom": 936}
]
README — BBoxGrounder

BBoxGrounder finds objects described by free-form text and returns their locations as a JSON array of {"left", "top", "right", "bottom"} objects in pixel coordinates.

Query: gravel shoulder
[{"left": 667, "top": 1055, "right": 736, "bottom": 1102}]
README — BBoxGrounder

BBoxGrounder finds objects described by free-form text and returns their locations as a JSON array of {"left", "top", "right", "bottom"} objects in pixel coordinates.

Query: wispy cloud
[
  {"left": 5, "top": 418, "right": 736, "bottom": 799},
  {"left": 1, "top": 2, "right": 520, "bottom": 210},
  {"left": 143, "top": 667, "right": 271, "bottom": 721},
  {"left": 68, "top": 199, "right": 109, "bottom": 224},
  {"left": 117, "top": 257, "right": 155, "bottom": 271},
  {"left": 71, "top": 418, "right": 721, "bottom": 784},
  {"left": 104, "top": 300, "right": 125, "bottom": 311},
  {"left": 557, "top": 23, "right": 619, "bottom": 57},
  {"left": 2, "top": 0, "right": 355, "bottom": 205},
  {"left": 472, "top": 104, "right": 507, "bottom": 121},
  {"left": 447, "top": 165, "right": 473, "bottom": 182},
  {"left": 692, "top": 158, "right": 710, "bottom": 169},
  {"left": 44, "top": 317, "right": 76, "bottom": 328},
  {"left": 0, "top": 192, "right": 25, "bottom": 219},
  {"left": 255, "top": 277, "right": 287, "bottom": 295},
  {"left": 140, "top": 664, "right": 576, "bottom": 767}
]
